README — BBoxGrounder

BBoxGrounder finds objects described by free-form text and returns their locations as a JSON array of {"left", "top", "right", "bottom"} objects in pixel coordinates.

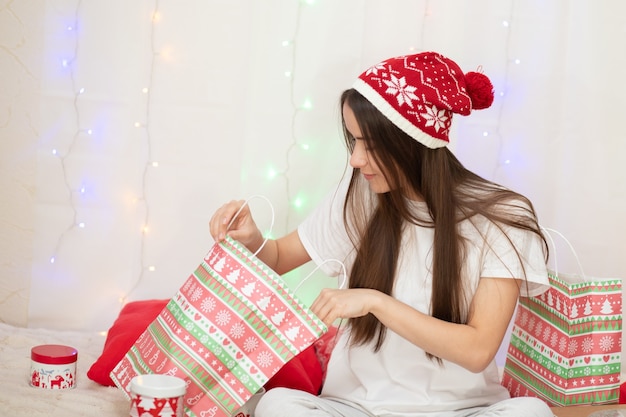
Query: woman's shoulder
[
  {"left": 460, "top": 182, "right": 536, "bottom": 217},
  {"left": 457, "top": 186, "right": 539, "bottom": 237}
]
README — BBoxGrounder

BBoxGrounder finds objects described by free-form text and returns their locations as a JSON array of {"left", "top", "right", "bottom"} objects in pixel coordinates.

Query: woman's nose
[{"left": 350, "top": 142, "right": 367, "bottom": 168}]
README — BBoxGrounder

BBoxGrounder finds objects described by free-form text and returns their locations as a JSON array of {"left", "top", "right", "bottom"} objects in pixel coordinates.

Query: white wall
[{"left": 1, "top": 0, "right": 625, "bottom": 348}]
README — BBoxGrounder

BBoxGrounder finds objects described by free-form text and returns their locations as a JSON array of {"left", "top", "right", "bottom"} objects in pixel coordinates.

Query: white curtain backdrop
[{"left": 2, "top": 0, "right": 625, "bottom": 361}]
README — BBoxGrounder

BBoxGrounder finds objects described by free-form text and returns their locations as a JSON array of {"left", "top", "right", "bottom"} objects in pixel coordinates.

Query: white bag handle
[
  {"left": 227, "top": 195, "right": 275, "bottom": 257},
  {"left": 228, "top": 195, "right": 347, "bottom": 292},
  {"left": 293, "top": 259, "right": 348, "bottom": 293},
  {"left": 541, "top": 226, "right": 587, "bottom": 282}
]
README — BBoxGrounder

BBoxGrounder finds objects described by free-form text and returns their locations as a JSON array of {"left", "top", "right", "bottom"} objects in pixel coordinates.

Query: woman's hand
[
  {"left": 209, "top": 200, "right": 311, "bottom": 275},
  {"left": 310, "top": 288, "right": 381, "bottom": 327},
  {"left": 209, "top": 200, "right": 264, "bottom": 252}
]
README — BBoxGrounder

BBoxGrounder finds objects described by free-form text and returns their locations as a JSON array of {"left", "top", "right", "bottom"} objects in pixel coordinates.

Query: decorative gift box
[{"left": 30, "top": 344, "right": 78, "bottom": 390}]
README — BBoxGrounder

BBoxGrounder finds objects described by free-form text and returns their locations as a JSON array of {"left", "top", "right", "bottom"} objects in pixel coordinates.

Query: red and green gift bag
[
  {"left": 502, "top": 270, "right": 622, "bottom": 406},
  {"left": 111, "top": 235, "right": 328, "bottom": 417}
]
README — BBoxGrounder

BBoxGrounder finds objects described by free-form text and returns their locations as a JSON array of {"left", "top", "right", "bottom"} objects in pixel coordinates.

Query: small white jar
[
  {"left": 30, "top": 344, "right": 78, "bottom": 389},
  {"left": 130, "top": 374, "right": 186, "bottom": 417}
]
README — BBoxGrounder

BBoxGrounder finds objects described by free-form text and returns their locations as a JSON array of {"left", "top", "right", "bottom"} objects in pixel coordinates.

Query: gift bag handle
[
  {"left": 541, "top": 226, "right": 587, "bottom": 280},
  {"left": 227, "top": 195, "right": 275, "bottom": 258},
  {"left": 228, "top": 195, "right": 348, "bottom": 293},
  {"left": 293, "top": 259, "right": 348, "bottom": 293}
]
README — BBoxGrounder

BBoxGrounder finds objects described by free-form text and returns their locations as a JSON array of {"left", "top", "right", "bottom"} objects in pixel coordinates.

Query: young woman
[{"left": 210, "top": 52, "right": 553, "bottom": 417}]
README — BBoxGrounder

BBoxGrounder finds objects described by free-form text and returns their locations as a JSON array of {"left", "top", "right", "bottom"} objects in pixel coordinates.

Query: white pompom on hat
[{"left": 353, "top": 51, "right": 494, "bottom": 149}]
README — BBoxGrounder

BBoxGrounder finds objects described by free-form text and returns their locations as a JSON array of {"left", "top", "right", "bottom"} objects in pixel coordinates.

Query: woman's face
[{"left": 343, "top": 103, "right": 391, "bottom": 194}]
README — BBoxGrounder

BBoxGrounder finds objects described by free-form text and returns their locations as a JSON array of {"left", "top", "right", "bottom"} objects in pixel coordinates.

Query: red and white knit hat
[{"left": 353, "top": 51, "right": 494, "bottom": 149}]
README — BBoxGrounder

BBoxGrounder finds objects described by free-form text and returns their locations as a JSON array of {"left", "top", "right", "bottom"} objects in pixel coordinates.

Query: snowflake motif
[
  {"left": 584, "top": 367, "right": 592, "bottom": 376},
  {"left": 568, "top": 339, "right": 578, "bottom": 356},
  {"left": 200, "top": 297, "right": 216, "bottom": 313},
  {"left": 191, "top": 287, "right": 203, "bottom": 302},
  {"left": 604, "top": 365, "right": 611, "bottom": 374},
  {"left": 600, "top": 335, "right": 615, "bottom": 352},
  {"left": 243, "top": 337, "right": 258, "bottom": 353},
  {"left": 200, "top": 334, "right": 209, "bottom": 344},
  {"left": 182, "top": 278, "right": 193, "bottom": 292},
  {"left": 226, "top": 360, "right": 236, "bottom": 369},
  {"left": 257, "top": 351, "right": 273, "bottom": 368},
  {"left": 568, "top": 369, "right": 574, "bottom": 378},
  {"left": 528, "top": 317, "right": 536, "bottom": 332},
  {"left": 543, "top": 326, "right": 551, "bottom": 342},
  {"left": 421, "top": 105, "right": 448, "bottom": 132},
  {"left": 550, "top": 332, "right": 558, "bottom": 348},
  {"left": 230, "top": 322, "right": 246, "bottom": 339},
  {"left": 365, "top": 62, "right": 386, "bottom": 76},
  {"left": 185, "top": 321, "right": 194, "bottom": 331},
  {"left": 534, "top": 321, "right": 543, "bottom": 338},
  {"left": 581, "top": 337, "right": 594, "bottom": 353},
  {"left": 215, "top": 310, "right": 231, "bottom": 326},
  {"left": 241, "top": 375, "right": 250, "bottom": 384},
  {"left": 559, "top": 336, "right": 567, "bottom": 353},
  {"left": 383, "top": 75, "right": 418, "bottom": 108},
  {"left": 520, "top": 310, "right": 529, "bottom": 327}
]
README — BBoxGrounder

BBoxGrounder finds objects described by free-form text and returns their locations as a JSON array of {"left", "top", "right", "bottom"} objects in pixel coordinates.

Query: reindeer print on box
[{"left": 30, "top": 344, "right": 78, "bottom": 390}]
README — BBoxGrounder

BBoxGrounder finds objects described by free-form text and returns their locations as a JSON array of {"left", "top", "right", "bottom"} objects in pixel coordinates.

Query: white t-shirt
[{"left": 297, "top": 180, "right": 549, "bottom": 416}]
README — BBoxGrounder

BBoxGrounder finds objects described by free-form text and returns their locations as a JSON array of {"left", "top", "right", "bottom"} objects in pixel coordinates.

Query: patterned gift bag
[
  {"left": 502, "top": 229, "right": 622, "bottom": 406},
  {"left": 111, "top": 235, "right": 328, "bottom": 417}
]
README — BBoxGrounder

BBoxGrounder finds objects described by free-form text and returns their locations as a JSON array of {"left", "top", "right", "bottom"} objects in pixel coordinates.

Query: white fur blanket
[{"left": 0, "top": 322, "right": 128, "bottom": 416}]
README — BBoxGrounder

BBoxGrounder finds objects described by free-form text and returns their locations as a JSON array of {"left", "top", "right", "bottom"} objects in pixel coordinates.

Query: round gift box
[
  {"left": 30, "top": 344, "right": 78, "bottom": 389},
  {"left": 130, "top": 374, "right": 186, "bottom": 417}
]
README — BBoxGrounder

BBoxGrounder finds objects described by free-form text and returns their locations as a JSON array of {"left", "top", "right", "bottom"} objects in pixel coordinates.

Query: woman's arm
[
  {"left": 254, "top": 230, "right": 312, "bottom": 275},
  {"left": 310, "top": 276, "right": 520, "bottom": 373}
]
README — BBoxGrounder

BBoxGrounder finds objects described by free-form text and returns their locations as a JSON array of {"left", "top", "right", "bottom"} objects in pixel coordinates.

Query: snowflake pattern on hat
[
  {"left": 353, "top": 52, "right": 492, "bottom": 149},
  {"left": 384, "top": 74, "right": 419, "bottom": 108}
]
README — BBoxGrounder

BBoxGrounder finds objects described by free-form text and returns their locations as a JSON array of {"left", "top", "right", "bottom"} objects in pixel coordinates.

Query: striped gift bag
[
  {"left": 111, "top": 235, "right": 328, "bottom": 417},
  {"left": 502, "top": 229, "right": 622, "bottom": 407}
]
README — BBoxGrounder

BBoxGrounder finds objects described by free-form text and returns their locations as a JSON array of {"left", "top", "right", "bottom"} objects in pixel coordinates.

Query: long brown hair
[{"left": 340, "top": 89, "right": 548, "bottom": 354}]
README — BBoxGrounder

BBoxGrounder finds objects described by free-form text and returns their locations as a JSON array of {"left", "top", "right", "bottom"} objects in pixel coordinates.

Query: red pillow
[
  {"left": 88, "top": 299, "right": 338, "bottom": 393},
  {"left": 87, "top": 299, "right": 168, "bottom": 386},
  {"left": 264, "top": 326, "right": 338, "bottom": 395},
  {"left": 264, "top": 342, "right": 324, "bottom": 394}
]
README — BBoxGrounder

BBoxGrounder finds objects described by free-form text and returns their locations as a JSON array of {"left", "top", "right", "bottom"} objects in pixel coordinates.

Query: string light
[
  {"left": 48, "top": 0, "right": 84, "bottom": 268},
  {"left": 301, "top": 98, "right": 313, "bottom": 110},
  {"left": 489, "top": 0, "right": 518, "bottom": 181},
  {"left": 276, "top": 0, "right": 306, "bottom": 232},
  {"left": 418, "top": 0, "right": 430, "bottom": 49},
  {"left": 293, "top": 196, "right": 305, "bottom": 209},
  {"left": 120, "top": 0, "right": 162, "bottom": 305},
  {"left": 267, "top": 166, "right": 278, "bottom": 180}
]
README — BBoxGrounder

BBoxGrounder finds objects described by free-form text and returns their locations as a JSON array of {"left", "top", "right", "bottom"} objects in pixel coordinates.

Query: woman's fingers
[
  {"left": 311, "top": 288, "right": 373, "bottom": 327},
  {"left": 209, "top": 200, "right": 246, "bottom": 241}
]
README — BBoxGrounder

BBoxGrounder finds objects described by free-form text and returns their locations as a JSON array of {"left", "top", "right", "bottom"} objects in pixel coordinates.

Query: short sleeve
[
  {"left": 297, "top": 177, "right": 355, "bottom": 278},
  {"left": 479, "top": 220, "right": 550, "bottom": 297}
]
